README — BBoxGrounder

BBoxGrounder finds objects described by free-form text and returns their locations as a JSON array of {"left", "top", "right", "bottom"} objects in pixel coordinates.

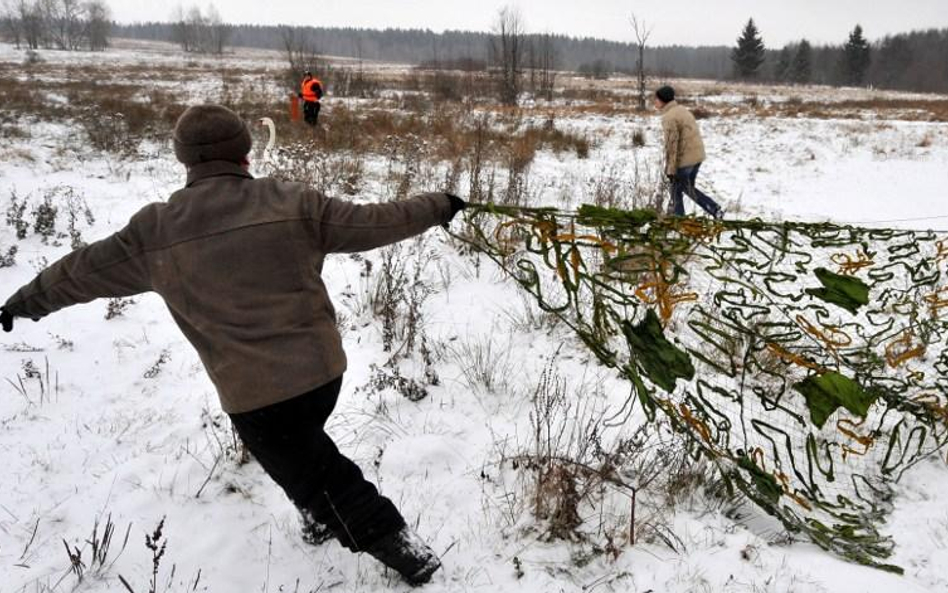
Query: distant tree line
[
  {"left": 107, "top": 19, "right": 948, "bottom": 94},
  {"left": 108, "top": 21, "right": 740, "bottom": 80},
  {"left": 1, "top": 0, "right": 111, "bottom": 51},
  {"left": 5, "top": 3, "right": 946, "bottom": 94},
  {"left": 731, "top": 18, "right": 948, "bottom": 93}
]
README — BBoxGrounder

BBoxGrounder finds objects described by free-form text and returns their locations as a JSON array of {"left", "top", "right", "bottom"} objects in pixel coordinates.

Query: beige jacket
[
  {"left": 660, "top": 101, "right": 706, "bottom": 175},
  {"left": 4, "top": 161, "right": 452, "bottom": 413}
]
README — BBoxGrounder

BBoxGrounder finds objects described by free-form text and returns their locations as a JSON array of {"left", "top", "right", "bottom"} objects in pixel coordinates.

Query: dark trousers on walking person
[
  {"left": 670, "top": 162, "right": 721, "bottom": 217},
  {"left": 229, "top": 376, "right": 405, "bottom": 551},
  {"left": 303, "top": 100, "right": 321, "bottom": 126}
]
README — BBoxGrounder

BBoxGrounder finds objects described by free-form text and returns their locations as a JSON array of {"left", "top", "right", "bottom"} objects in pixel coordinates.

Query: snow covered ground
[{"left": 1, "top": 41, "right": 948, "bottom": 593}]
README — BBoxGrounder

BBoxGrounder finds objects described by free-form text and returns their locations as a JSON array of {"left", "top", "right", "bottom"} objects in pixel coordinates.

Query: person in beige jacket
[
  {"left": 0, "top": 105, "right": 465, "bottom": 586},
  {"left": 656, "top": 86, "right": 723, "bottom": 218}
]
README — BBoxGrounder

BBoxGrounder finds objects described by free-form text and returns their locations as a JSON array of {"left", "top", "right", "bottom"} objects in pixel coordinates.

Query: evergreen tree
[
  {"left": 841, "top": 25, "right": 871, "bottom": 86},
  {"left": 774, "top": 45, "right": 792, "bottom": 82},
  {"left": 731, "top": 18, "right": 765, "bottom": 79},
  {"left": 790, "top": 39, "right": 812, "bottom": 84},
  {"left": 875, "top": 35, "right": 913, "bottom": 88}
]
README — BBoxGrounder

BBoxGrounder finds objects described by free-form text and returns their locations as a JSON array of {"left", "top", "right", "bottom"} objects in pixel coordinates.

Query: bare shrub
[
  {"left": 361, "top": 360, "right": 435, "bottom": 402},
  {"left": 428, "top": 70, "right": 467, "bottom": 102},
  {"left": 105, "top": 297, "right": 136, "bottom": 320},
  {"left": 79, "top": 110, "right": 139, "bottom": 155},
  {"left": 0, "top": 245, "right": 17, "bottom": 268},
  {"left": 589, "top": 161, "right": 627, "bottom": 209},
  {"left": 467, "top": 115, "right": 495, "bottom": 204},
  {"left": 7, "top": 186, "right": 96, "bottom": 247},
  {"left": 144, "top": 518, "right": 168, "bottom": 593},
  {"left": 503, "top": 132, "right": 536, "bottom": 206},
  {"left": 332, "top": 67, "right": 381, "bottom": 98},
  {"left": 520, "top": 122, "right": 591, "bottom": 157},
  {"left": 31, "top": 191, "right": 58, "bottom": 244},
  {"left": 7, "top": 356, "right": 58, "bottom": 406},
  {"left": 64, "top": 190, "right": 95, "bottom": 250},
  {"left": 448, "top": 331, "right": 515, "bottom": 394},
  {"left": 143, "top": 349, "right": 171, "bottom": 379},
  {"left": 517, "top": 359, "right": 636, "bottom": 542},
  {"left": 313, "top": 152, "right": 367, "bottom": 196},
  {"left": 492, "top": 354, "right": 733, "bottom": 557},
  {"left": 385, "top": 134, "right": 430, "bottom": 201},
  {"left": 370, "top": 239, "right": 436, "bottom": 358},
  {"left": 61, "top": 514, "right": 132, "bottom": 585},
  {"left": 5, "top": 189, "right": 29, "bottom": 240}
]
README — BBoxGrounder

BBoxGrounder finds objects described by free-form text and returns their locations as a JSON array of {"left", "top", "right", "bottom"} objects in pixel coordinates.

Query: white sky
[{"left": 110, "top": 0, "right": 948, "bottom": 47}]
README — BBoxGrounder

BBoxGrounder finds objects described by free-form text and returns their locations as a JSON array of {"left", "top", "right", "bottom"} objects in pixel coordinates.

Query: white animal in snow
[{"left": 254, "top": 117, "right": 316, "bottom": 182}]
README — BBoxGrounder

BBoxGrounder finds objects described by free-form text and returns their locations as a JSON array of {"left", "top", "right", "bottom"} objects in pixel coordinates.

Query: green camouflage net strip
[{"left": 454, "top": 203, "right": 948, "bottom": 573}]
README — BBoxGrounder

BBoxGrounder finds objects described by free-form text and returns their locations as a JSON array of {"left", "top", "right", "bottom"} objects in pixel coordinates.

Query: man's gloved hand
[
  {"left": 1, "top": 307, "right": 13, "bottom": 333},
  {"left": 445, "top": 193, "right": 467, "bottom": 222},
  {"left": 297, "top": 92, "right": 304, "bottom": 99}
]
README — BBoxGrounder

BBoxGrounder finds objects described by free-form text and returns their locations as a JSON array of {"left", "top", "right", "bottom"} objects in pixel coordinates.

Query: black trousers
[
  {"left": 303, "top": 100, "right": 321, "bottom": 125},
  {"left": 229, "top": 376, "right": 405, "bottom": 551}
]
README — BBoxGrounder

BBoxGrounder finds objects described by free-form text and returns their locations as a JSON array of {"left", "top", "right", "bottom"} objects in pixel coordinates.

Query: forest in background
[
  {"left": 2, "top": 0, "right": 946, "bottom": 93},
  {"left": 108, "top": 21, "right": 948, "bottom": 94}
]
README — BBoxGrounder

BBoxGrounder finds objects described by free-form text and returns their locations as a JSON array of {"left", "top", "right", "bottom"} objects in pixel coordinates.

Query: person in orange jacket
[{"left": 299, "top": 71, "right": 324, "bottom": 126}]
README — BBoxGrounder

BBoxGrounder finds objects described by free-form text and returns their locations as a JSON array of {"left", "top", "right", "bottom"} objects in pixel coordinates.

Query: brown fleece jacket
[
  {"left": 660, "top": 100, "right": 707, "bottom": 175},
  {"left": 3, "top": 161, "right": 452, "bottom": 413}
]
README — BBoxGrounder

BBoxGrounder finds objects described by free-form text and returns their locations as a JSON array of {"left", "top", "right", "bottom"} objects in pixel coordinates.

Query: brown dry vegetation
[
  {"left": 1, "top": 56, "right": 598, "bottom": 166},
  {"left": 762, "top": 98, "right": 948, "bottom": 122},
  {"left": 4, "top": 53, "right": 944, "bottom": 172}
]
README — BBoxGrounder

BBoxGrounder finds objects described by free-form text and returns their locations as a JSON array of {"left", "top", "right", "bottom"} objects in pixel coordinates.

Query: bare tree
[
  {"left": 1, "top": 0, "right": 21, "bottom": 48},
  {"left": 185, "top": 4, "right": 207, "bottom": 52},
  {"left": 534, "top": 33, "right": 558, "bottom": 101},
  {"left": 489, "top": 6, "right": 526, "bottom": 106},
  {"left": 168, "top": 3, "right": 227, "bottom": 55},
  {"left": 83, "top": 0, "right": 109, "bottom": 51},
  {"left": 41, "top": 0, "right": 85, "bottom": 50},
  {"left": 630, "top": 13, "right": 653, "bottom": 111},
  {"left": 205, "top": 3, "right": 229, "bottom": 55},
  {"left": 280, "top": 25, "right": 323, "bottom": 90},
  {"left": 11, "top": 0, "right": 44, "bottom": 49},
  {"left": 170, "top": 5, "right": 193, "bottom": 52}
]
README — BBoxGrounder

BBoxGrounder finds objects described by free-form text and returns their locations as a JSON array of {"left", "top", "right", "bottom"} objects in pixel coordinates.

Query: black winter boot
[{"left": 365, "top": 527, "right": 441, "bottom": 586}]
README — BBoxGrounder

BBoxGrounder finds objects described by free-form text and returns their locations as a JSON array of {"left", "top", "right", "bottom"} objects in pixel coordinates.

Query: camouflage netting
[{"left": 454, "top": 203, "right": 948, "bottom": 572}]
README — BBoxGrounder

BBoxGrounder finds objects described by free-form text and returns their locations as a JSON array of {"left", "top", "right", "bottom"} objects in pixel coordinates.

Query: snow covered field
[{"left": 1, "top": 40, "right": 948, "bottom": 593}]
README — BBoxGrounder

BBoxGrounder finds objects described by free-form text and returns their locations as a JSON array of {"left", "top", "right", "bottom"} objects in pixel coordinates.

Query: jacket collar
[
  {"left": 185, "top": 160, "right": 254, "bottom": 188},
  {"left": 660, "top": 100, "right": 678, "bottom": 114}
]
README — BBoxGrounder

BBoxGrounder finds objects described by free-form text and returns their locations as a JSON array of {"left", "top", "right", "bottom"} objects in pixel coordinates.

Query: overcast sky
[{"left": 111, "top": 1, "right": 948, "bottom": 47}]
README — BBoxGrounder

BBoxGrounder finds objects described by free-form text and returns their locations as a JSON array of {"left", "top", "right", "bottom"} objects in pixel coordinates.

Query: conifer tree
[
  {"left": 731, "top": 18, "right": 765, "bottom": 79},
  {"left": 841, "top": 25, "right": 871, "bottom": 86},
  {"left": 790, "top": 39, "right": 812, "bottom": 84},
  {"left": 774, "top": 45, "right": 792, "bottom": 82}
]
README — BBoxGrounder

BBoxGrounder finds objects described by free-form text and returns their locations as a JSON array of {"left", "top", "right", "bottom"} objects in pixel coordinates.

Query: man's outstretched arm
[
  {"left": 308, "top": 191, "right": 464, "bottom": 254},
  {"left": 3, "top": 212, "right": 153, "bottom": 325}
]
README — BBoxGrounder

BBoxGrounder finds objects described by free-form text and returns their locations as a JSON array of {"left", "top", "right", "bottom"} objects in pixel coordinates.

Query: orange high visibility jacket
[{"left": 300, "top": 77, "right": 323, "bottom": 103}]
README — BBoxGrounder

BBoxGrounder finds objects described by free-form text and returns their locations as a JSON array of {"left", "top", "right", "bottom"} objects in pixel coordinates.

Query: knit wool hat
[
  {"left": 173, "top": 105, "right": 252, "bottom": 166},
  {"left": 655, "top": 86, "right": 675, "bottom": 104}
]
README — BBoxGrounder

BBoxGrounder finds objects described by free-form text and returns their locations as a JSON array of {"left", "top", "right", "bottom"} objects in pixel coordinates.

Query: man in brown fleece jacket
[
  {"left": 0, "top": 104, "right": 465, "bottom": 586},
  {"left": 655, "top": 85, "right": 723, "bottom": 219}
]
